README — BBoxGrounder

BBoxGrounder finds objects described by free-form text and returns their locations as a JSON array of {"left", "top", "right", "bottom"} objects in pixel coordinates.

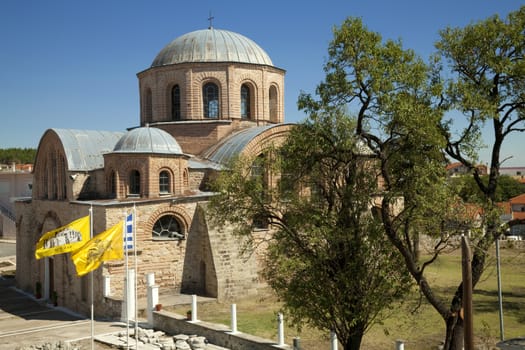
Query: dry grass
[{"left": 166, "top": 245, "right": 525, "bottom": 350}]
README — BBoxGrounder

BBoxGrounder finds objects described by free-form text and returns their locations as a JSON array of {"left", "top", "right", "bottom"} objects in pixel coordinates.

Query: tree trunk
[
  {"left": 444, "top": 313, "right": 464, "bottom": 350},
  {"left": 343, "top": 333, "right": 364, "bottom": 350}
]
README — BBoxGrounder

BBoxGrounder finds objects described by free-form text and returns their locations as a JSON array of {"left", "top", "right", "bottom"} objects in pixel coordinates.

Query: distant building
[
  {"left": 446, "top": 162, "right": 488, "bottom": 177},
  {"left": 16, "top": 27, "right": 291, "bottom": 319},
  {"left": 0, "top": 164, "right": 32, "bottom": 239},
  {"left": 500, "top": 166, "right": 525, "bottom": 184}
]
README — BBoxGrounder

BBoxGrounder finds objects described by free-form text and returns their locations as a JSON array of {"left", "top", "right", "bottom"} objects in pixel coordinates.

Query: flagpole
[
  {"left": 133, "top": 204, "right": 138, "bottom": 349},
  {"left": 89, "top": 205, "right": 94, "bottom": 350},
  {"left": 124, "top": 211, "right": 129, "bottom": 349}
]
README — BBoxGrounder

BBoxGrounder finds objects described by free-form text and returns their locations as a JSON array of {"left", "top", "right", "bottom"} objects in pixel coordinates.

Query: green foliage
[
  {"left": 209, "top": 109, "right": 412, "bottom": 350},
  {"left": 450, "top": 175, "right": 525, "bottom": 202},
  {"left": 437, "top": 6, "right": 525, "bottom": 201},
  {"left": 0, "top": 148, "right": 37, "bottom": 164}
]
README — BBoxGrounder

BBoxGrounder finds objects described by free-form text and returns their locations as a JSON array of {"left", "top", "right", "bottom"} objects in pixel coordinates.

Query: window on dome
[
  {"left": 108, "top": 171, "right": 116, "bottom": 198},
  {"left": 129, "top": 170, "right": 140, "bottom": 196},
  {"left": 159, "top": 170, "right": 170, "bottom": 194},
  {"left": 172, "top": 85, "right": 181, "bottom": 120},
  {"left": 269, "top": 86, "right": 278, "bottom": 123},
  {"left": 144, "top": 89, "right": 153, "bottom": 123},
  {"left": 203, "top": 83, "right": 219, "bottom": 118},
  {"left": 152, "top": 215, "right": 185, "bottom": 240},
  {"left": 241, "top": 84, "right": 251, "bottom": 119}
]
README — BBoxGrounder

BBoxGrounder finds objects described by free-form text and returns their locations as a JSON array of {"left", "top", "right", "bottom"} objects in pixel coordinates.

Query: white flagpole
[
  {"left": 133, "top": 204, "right": 138, "bottom": 349},
  {"left": 89, "top": 205, "right": 94, "bottom": 350},
  {"left": 124, "top": 210, "right": 129, "bottom": 349}
]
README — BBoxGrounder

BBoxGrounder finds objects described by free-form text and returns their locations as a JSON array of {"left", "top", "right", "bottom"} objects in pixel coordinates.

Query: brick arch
[
  {"left": 157, "top": 166, "right": 176, "bottom": 194},
  {"left": 144, "top": 205, "right": 192, "bottom": 235},
  {"left": 241, "top": 124, "right": 293, "bottom": 159},
  {"left": 33, "top": 131, "right": 68, "bottom": 200},
  {"left": 105, "top": 167, "right": 119, "bottom": 198},
  {"left": 120, "top": 159, "right": 148, "bottom": 196},
  {"left": 268, "top": 83, "right": 281, "bottom": 123},
  {"left": 166, "top": 81, "right": 183, "bottom": 121},
  {"left": 192, "top": 74, "right": 227, "bottom": 119},
  {"left": 239, "top": 78, "right": 258, "bottom": 120}
]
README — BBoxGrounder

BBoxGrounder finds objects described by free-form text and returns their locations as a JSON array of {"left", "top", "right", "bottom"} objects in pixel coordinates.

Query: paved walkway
[{"left": 0, "top": 242, "right": 218, "bottom": 349}]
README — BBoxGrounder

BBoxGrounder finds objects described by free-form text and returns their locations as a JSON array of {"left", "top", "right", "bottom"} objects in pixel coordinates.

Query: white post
[
  {"left": 191, "top": 294, "right": 198, "bottom": 322},
  {"left": 121, "top": 269, "right": 136, "bottom": 322},
  {"left": 231, "top": 304, "right": 237, "bottom": 333},
  {"left": 146, "top": 284, "right": 159, "bottom": 326},
  {"left": 103, "top": 276, "right": 111, "bottom": 297},
  {"left": 277, "top": 312, "right": 284, "bottom": 346},
  {"left": 330, "top": 331, "right": 338, "bottom": 350},
  {"left": 146, "top": 272, "right": 155, "bottom": 287},
  {"left": 395, "top": 340, "right": 404, "bottom": 350}
]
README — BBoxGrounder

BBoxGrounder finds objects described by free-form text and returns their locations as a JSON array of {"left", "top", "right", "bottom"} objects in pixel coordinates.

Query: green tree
[
  {"left": 436, "top": 7, "right": 525, "bottom": 348},
  {"left": 0, "top": 148, "right": 37, "bottom": 164},
  {"left": 209, "top": 109, "right": 412, "bottom": 350},
  {"left": 451, "top": 175, "right": 525, "bottom": 202},
  {"left": 298, "top": 17, "right": 477, "bottom": 350}
]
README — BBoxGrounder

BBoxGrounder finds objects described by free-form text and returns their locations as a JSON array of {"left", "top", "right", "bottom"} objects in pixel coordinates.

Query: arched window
[
  {"left": 171, "top": 85, "right": 181, "bottom": 120},
  {"left": 144, "top": 88, "right": 153, "bottom": 123},
  {"left": 269, "top": 85, "right": 278, "bottom": 122},
  {"left": 108, "top": 171, "right": 116, "bottom": 198},
  {"left": 203, "top": 82, "right": 219, "bottom": 119},
  {"left": 152, "top": 215, "right": 185, "bottom": 240},
  {"left": 159, "top": 170, "right": 170, "bottom": 194},
  {"left": 241, "top": 84, "right": 251, "bottom": 119},
  {"left": 251, "top": 154, "right": 269, "bottom": 229},
  {"left": 129, "top": 170, "right": 140, "bottom": 196}
]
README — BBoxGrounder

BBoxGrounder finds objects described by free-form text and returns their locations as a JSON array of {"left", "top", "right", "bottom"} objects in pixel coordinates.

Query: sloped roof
[
  {"left": 49, "top": 129, "right": 124, "bottom": 171},
  {"left": 202, "top": 125, "right": 286, "bottom": 166},
  {"left": 510, "top": 193, "right": 525, "bottom": 205}
]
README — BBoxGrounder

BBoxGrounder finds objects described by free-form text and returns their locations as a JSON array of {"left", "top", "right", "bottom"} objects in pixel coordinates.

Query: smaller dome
[{"left": 113, "top": 127, "right": 183, "bottom": 154}]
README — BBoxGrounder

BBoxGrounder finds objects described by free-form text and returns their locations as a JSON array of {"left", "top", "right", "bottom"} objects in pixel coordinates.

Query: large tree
[
  {"left": 435, "top": 6, "right": 525, "bottom": 348},
  {"left": 209, "top": 109, "right": 412, "bottom": 350},
  {"left": 297, "top": 17, "right": 482, "bottom": 350}
]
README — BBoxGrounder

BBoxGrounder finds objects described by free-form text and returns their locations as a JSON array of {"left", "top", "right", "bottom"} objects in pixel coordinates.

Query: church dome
[
  {"left": 151, "top": 28, "right": 273, "bottom": 67},
  {"left": 112, "top": 127, "right": 183, "bottom": 154}
]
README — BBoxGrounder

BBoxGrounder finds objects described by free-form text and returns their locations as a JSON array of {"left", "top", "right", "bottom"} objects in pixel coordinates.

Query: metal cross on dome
[{"left": 208, "top": 12, "right": 214, "bottom": 29}]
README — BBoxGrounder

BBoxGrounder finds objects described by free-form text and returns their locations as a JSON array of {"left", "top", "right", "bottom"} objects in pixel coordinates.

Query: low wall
[{"left": 152, "top": 310, "right": 290, "bottom": 350}]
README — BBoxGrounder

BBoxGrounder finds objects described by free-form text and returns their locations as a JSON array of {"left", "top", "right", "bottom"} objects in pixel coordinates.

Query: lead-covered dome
[
  {"left": 112, "top": 127, "right": 183, "bottom": 154},
  {"left": 151, "top": 28, "right": 273, "bottom": 67}
]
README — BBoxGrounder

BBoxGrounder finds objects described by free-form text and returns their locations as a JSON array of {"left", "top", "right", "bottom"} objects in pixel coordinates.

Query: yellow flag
[
  {"left": 35, "top": 216, "right": 90, "bottom": 259},
  {"left": 71, "top": 221, "right": 124, "bottom": 276}
]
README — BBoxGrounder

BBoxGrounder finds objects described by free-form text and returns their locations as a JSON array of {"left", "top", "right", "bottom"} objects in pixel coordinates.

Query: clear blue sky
[{"left": 1, "top": 0, "right": 523, "bottom": 165}]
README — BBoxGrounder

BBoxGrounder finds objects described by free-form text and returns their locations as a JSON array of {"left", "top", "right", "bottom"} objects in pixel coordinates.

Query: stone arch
[
  {"left": 181, "top": 204, "right": 217, "bottom": 297},
  {"left": 145, "top": 206, "right": 192, "bottom": 236}
]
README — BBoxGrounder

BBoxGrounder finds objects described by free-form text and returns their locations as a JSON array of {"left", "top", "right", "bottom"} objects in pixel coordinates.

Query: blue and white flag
[{"left": 124, "top": 213, "right": 134, "bottom": 250}]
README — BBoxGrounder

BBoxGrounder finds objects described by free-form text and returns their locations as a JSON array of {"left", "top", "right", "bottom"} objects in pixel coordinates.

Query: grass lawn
[{"left": 166, "top": 244, "right": 525, "bottom": 349}]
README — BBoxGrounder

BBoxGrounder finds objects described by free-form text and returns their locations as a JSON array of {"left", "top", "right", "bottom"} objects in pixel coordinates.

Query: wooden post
[{"left": 461, "top": 235, "right": 473, "bottom": 350}]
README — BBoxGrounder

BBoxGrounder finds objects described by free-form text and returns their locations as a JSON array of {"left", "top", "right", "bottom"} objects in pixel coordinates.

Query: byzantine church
[{"left": 16, "top": 25, "right": 292, "bottom": 318}]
